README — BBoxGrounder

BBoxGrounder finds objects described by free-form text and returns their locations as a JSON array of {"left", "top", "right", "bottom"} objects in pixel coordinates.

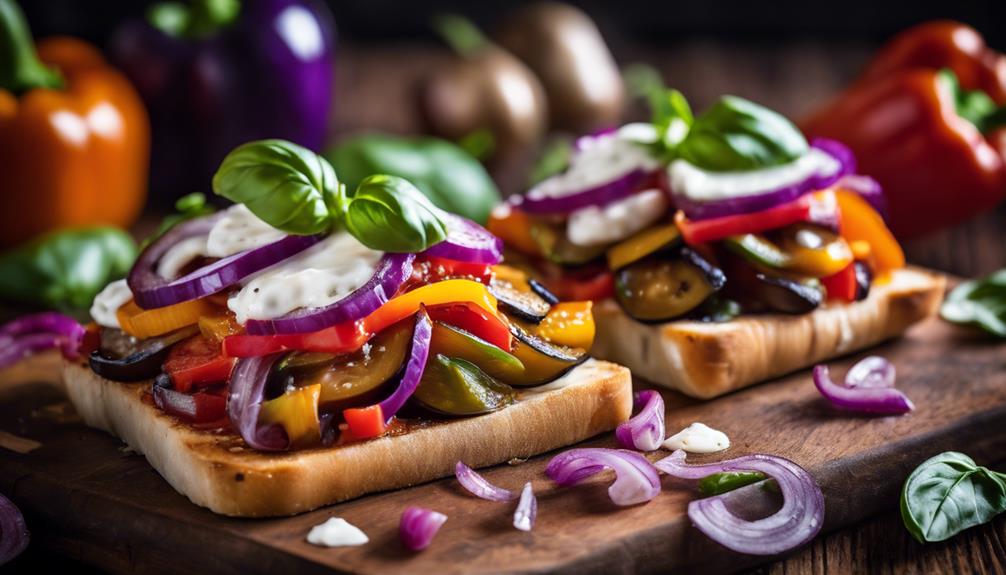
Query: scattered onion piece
[
  {"left": 813, "top": 359, "right": 912, "bottom": 415},
  {"left": 654, "top": 450, "right": 825, "bottom": 556},
  {"left": 400, "top": 506, "right": 447, "bottom": 551},
  {"left": 615, "top": 390, "right": 665, "bottom": 451},
  {"left": 0, "top": 312, "right": 85, "bottom": 369},
  {"left": 455, "top": 461, "right": 516, "bottom": 501},
  {"left": 546, "top": 448, "right": 660, "bottom": 506},
  {"left": 844, "top": 356, "right": 895, "bottom": 389},
  {"left": 512, "top": 482, "right": 537, "bottom": 532},
  {"left": 0, "top": 493, "right": 28, "bottom": 566}
]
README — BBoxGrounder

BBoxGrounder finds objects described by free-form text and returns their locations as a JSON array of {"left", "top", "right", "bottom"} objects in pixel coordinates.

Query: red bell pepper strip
[
  {"left": 675, "top": 191, "right": 839, "bottom": 245},
  {"left": 163, "top": 335, "right": 236, "bottom": 393},
  {"left": 342, "top": 404, "right": 387, "bottom": 440},
  {"left": 427, "top": 302, "right": 511, "bottom": 352},
  {"left": 411, "top": 256, "right": 493, "bottom": 286},
  {"left": 821, "top": 264, "right": 858, "bottom": 302}
]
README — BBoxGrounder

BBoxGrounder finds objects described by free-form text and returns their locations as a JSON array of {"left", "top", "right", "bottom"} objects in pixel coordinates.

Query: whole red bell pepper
[{"left": 802, "top": 21, "right": 1006, "bottom": 239}]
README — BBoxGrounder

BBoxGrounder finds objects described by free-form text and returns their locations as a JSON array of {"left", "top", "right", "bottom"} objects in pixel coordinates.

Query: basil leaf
[
  {"left": 345, "top": 175, "right": 448, "bottom": 252},
  {"left": 147, "top": 0, "right": 241, "bottom": 39},
  {"left": 142, "top": 192, "right": 217, "bottom": 250},
  {"left": 678, "top": 95, "right": 808, "bottom": 172},
  {"left": 325, "top": 134, "right": 500, "bottom": 224},
  {"left": 901, "top": 452, "right": 1006, "bottom": 543},
  {"left": 940, "top": 268, "right": 1006, "bottom": 337},
  {"left": 699, "top": 471, "right": 767, "bottom": 496},
  {"left": 529, "top": 137, "right": 573, "bottom": 187},
  {"left": 213, "top": 139, "right": 343, "bottom": 236},
  {"left": 623, "top": 65, "right": 692, "bottom": 157},
  {"left": 0, "top": 227, "right": 137, "bottom": 312}
]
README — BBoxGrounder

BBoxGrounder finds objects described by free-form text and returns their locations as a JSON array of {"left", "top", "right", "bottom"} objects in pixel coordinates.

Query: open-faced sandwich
[
  {"left": 489, "top": 92, "right": 945, "bottom": 399},
  {"left": 61, "top": 140, "right": 631, "bottom": 517}
]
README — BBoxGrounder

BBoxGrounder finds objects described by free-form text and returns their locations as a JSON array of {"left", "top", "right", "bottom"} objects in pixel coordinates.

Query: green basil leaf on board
[
  {"left": 345, "top": 175, "right": 448, "bottom": 252},
  {"left": 213, "top": 139, "right": 344, "bottom": 236},
  {"left": 900, "top": 452, "right": 1006, "bottom": 543},
  {"left": 677, "top": 95, "right": 808, "bottom": 172},
  {"left": 0, "top": 227, "right": 137, "bottom": 312},
  {"left": 940, "top": 268, "right": 1006, "bottom": 337},
  {"left": 699, "top": 471, "right": 767, "bottom": 496},
  {"left": 325, "top": 134, "right": 500, "bottom": 224}
]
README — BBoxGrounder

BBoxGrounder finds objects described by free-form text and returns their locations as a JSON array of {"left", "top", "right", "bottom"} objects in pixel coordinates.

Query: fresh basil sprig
[
  {"left": 940, "top": 268, "right": 1006, "bottom": 337},
  {"left": 213, "top": 139, "right": 447, "bottom": 253},
  {"left": 698, "top": 471, "right": 767, "bottom": 496},
  {"left": 901, "top": 452, "right": 1006, "bottom": 543},
  {"left": 345, "top": 175, "right": 447, "bottom": 252}
]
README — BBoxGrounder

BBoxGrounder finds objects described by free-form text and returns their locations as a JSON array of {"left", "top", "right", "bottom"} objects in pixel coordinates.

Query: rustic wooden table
[{"left": 7, "top": 41, "right": 1006, "bottom": 574}]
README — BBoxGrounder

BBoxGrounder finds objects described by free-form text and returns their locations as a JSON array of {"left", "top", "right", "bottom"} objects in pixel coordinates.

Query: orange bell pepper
[
  {"left": 487, "top": 204, "right": 541, "bottom": 257},
  {"left": 802, "top": 21, "right": 1006, "bottom": 239},
  {"left": 535, "top": 301, "right": 595, "bottom": 349},
  {"left": 0, "top": 0, "right": 148, "bottom": 248},
  {"left": 117, "top": 298, "right": 216, "bottom": 339},
  {"left": 834, "top": 189, "right": 905, "bottom": 275}
]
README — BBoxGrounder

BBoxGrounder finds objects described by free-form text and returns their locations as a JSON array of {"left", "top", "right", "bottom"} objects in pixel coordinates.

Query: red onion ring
[
  {"left": 511, "top": 168, "right": 652, "bottom": 215},
  {"left": 573, "top": 126, "right": 617, "bottom": 153},
  {"left": 400, "top": 506, "right": 447, "bottom": 551},
  {"left": 813, "top": 362, "right": 913, "bottom": 415},
  {"left": 674, "top": 138, "right": 856, "bottom": 221},
  {"left": 228, "top": 354, "right": 290, "bottom": 451},
  {"left": 454, "top": 461, "right": 516, "bottom": 502},
  {"left": 654, "top": 450, "right": 825, "bottom": 556},
  {"left": 128, "top": 213, "right": 323, "bottom": 309},
  {"left": 513, "top": 482, "right": 537, "bottom": 532},
  {"left": 0, "top": 492, "right": 28, "bottom": 566},
  {"left": 422, "top": 213, "right": 503, "bottom": 264},
  {"left": 615, "top": 390, "right": 666, "bottom": 452},
  {"left": 377, "top": 308, "right": 432, "bottom": 421},
  {"left": 0, "top": 312, "right": 85, "bottom": 364},
  {"left": 845, "top": 356, "right": 895, "bottom": 389},
  {"left": 546, "top": 448, "right": 661, "bottom": 506},
  {"left": 244, "top": 253, "right": 415, "bottom": 335}
]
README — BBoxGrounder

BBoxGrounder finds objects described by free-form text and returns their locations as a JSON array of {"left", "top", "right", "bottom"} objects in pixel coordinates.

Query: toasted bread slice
[
  {"left": 63, "top": 359, "right": 631, "bottom": 517},
  {"left": 591, "top": 267, "right": 945, "bottom": 399}
]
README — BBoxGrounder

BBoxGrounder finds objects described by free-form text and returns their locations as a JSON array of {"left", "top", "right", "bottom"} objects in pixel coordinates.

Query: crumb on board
[{"left": 0, "top": 430, "right": 42, "bottom": 454}]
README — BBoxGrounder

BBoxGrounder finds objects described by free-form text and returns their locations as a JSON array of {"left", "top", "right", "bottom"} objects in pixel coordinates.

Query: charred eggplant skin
[
  {"left": 490, "top": 279, "right": 552, "bottom": 323},
  {"left": 528, "top": 278, "right": 559, "bottom": 305},
  {"left": 508, "top": 322, "right": 587, "bottom": 386},
  {"left": 614, "top": 247, "right": 726, "bottom": 324},
  {"left": 89, "top": 325, "right": 198, "bottom": 382},
  {"left": 754, "top": 274, "right": 824, "bottom": 314}
]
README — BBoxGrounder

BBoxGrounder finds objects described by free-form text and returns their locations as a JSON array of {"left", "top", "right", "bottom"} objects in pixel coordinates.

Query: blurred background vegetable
[
  {"left": 941, "top": 268, "right": 1006, "bottom": 337},
  {"left": 110, "top": 0, "right": 335, "bottom": 206},
  {"left": 0, "top": 227, "right": 136, "bottom": 313},
  {"left": 0, "top": 0, "right": 148, "bottom": 248},
  {"left": 325, "top": 134, "right": 500, "bottom": 224},
  {"left": 802, "top": 21, "right": 1006, "bottom": 239}
]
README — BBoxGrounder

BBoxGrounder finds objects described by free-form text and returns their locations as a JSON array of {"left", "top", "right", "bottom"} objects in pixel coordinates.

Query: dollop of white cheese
[
  {"left": 90, "top": 279, "right": 133, "bottom": 329},
  {"left": 566, "top": 188, "right": 670, "bottom": 246},
  {"left": 206, "top": 204, "right": 286, "bottom": 257},
  {"left": 526, "top": 123, "right": 662, "bottom": 203},
  {"left": 228, "top": 232, "right": 382, "bottom": 324},
  {"left": 662, "top": 422, "right": 730, "bottom": 454},
  {"left": 306, "top": 517, "right": 369, "bottom": 547},
  {"left": 156, "top": 204, "right": 287, "bottom": 280},
  {"left": 668, "top": 147, "right": 841, "bottom": 203}
]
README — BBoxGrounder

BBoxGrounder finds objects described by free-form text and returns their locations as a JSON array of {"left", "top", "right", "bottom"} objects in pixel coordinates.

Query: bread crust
[
  {"left": 62, "top": 359, "right": 631, "bottom": 517},
  {"left": 591, "top": 267, "right": 945, "bottom": 399}
]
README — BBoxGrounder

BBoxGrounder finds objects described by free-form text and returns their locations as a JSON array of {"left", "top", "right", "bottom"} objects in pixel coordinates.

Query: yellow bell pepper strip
[
  {"left": 607, "top": 224, "right": 681, "bottom": 271},
  {"left": 535, "top": 301, "right": 595, "bottom": 349},
  {"left": 117, "top": 298, "right": 215, "bottom": 339},
  {"left": 223, "top": 279, "right": 503, "bottom": 357},
  {"left": 197, "top": 313, "right": 242, "bottom": 343},
  {"left": 834, "top": 189, "right": 905, "bottom": 275},
  {"left": 0, "top": 0, "right": 149, "bottom": 248},
  {"left": 258, "top": 384, "right": 321, "bottom": 449},
  {"left": 785, "top": 236, "right": 854, "bottom": 278}
]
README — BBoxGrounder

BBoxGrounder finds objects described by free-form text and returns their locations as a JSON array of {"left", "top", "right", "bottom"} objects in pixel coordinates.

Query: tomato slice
[
  {"left": 163, "top": 335, "right": 236, "bottom": 393},
  {"left": 676, "top": 191, "right": 839, "bottom": 245}
]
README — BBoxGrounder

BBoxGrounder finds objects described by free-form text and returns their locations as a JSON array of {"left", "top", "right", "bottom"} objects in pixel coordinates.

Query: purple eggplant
[{"left": 110, "top": 0, "right": 336, "bottom": 206}]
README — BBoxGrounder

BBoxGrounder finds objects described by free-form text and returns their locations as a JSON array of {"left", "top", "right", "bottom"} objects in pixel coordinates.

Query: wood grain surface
[{"left": 2, "top": 310, "right": 1006, "bottom": 574}]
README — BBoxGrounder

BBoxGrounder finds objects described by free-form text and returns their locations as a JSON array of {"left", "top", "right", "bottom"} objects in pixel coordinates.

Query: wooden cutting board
[{"left": 2, "top": 312, "right": 1005, "bottom": 575}]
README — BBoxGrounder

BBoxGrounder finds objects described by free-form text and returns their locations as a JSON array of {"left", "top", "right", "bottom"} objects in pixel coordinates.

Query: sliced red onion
[
  {"left": 513, "top": 482, "right": 537, "bottom": 532},
  {"left": 400, "top": 506, "right": 447, "bottom": 551},
  {"left": 511, "top": 168, "right": 651, "bottom": 215},
  {"left": 654, "top": 450, "right": 825, "bottom": 556},
  {"left": 244, "top": 253, "right": 415, "bottom": 335},
  {"left": 813, "top": 364, "right": 913, "bottom": 415},
  {"left": 573, "top": 126, "right": 617, "bottom": 153},
  {"left": 454, "top": 461, "right": 516, "bottom": 502},
  {"left": 128, "top": 213, "right": 323, "bottom": 309},
  {"left": 228, "top": 354, "right": 290, "bottom": 451},
  {"left": 0, "top": 312, "right": 85, "bottom": 366},
  {"left": 378, "top": 308, "right": 432, "bottom": 421},
  {"left": 0, "top": 492, "right": 28, "bottom": 566},
  {"left": 835, "top": 174, "right": 888, "bottom": 220},
  {"left": 615, "top": 390, "right": 666, "bottom": 452},
  {"left": 675, "top": 138, "right": 855, "bottom": 221},
  {"left": 422, "top": 213, "right": 503, "bottom": 265},
  {"left": 546, "top": 448, "right": 661, "bottom": 506},
  {"left": 844, "top": 356, "right": 895, "bottom": 389}
]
